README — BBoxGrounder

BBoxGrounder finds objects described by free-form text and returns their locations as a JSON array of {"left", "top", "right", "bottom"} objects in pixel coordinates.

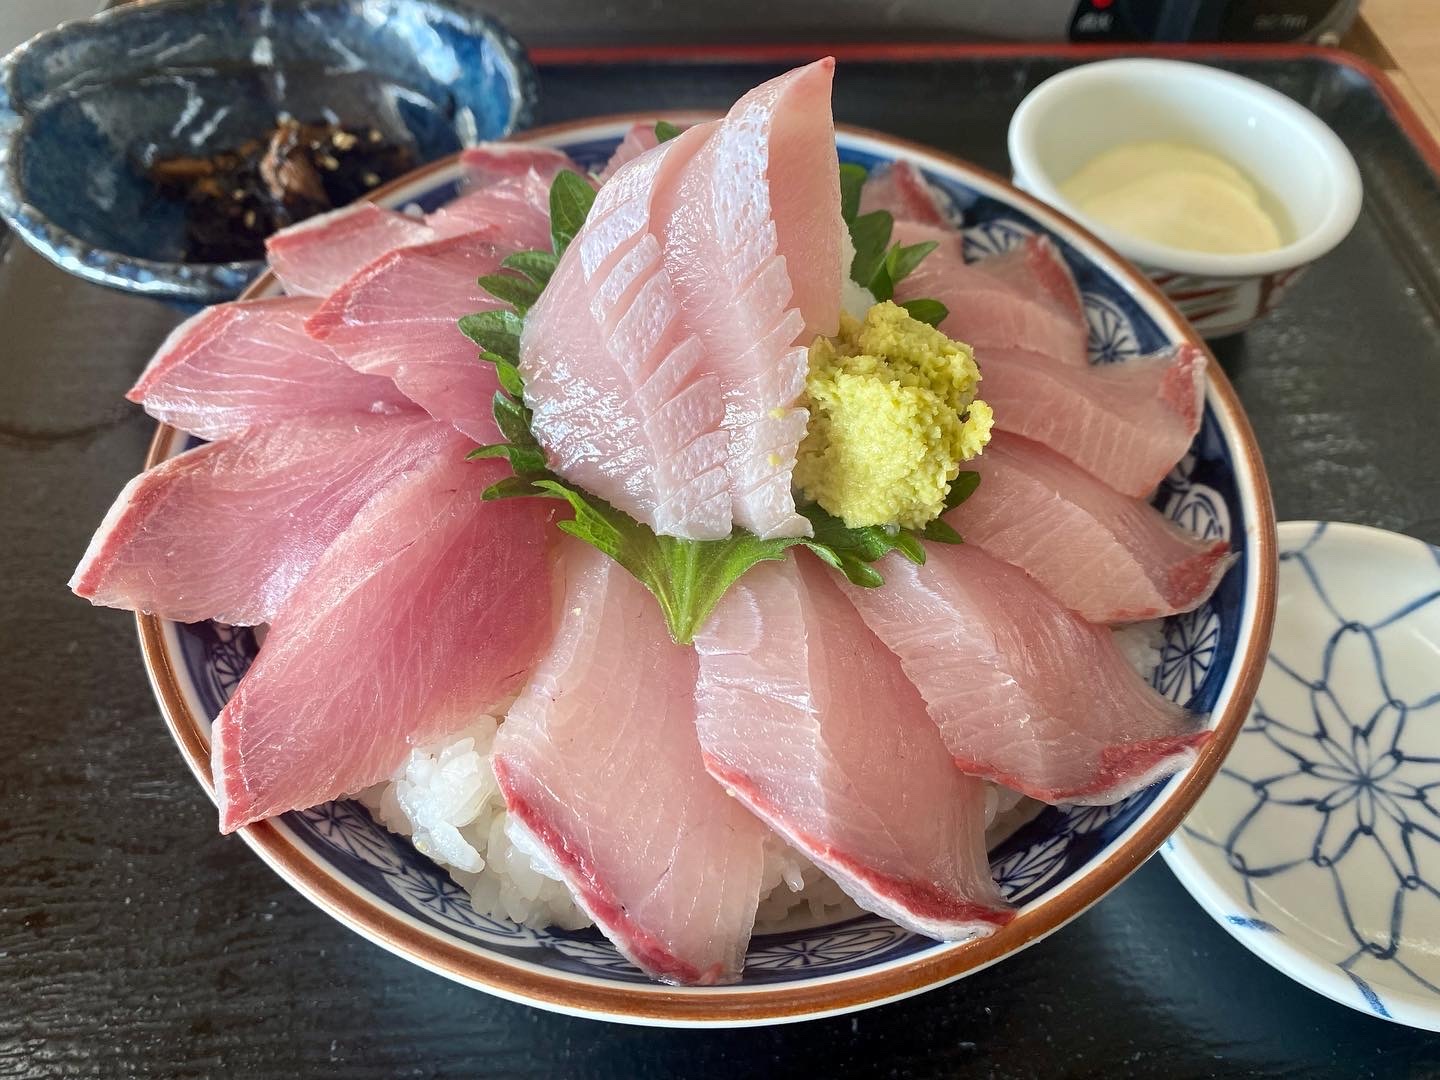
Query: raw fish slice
[
  {"left": 459, "top": 143, "right": 577, "bottom": 187},
  {"left": 521, "top": 62, "right": 845, "bottom": 541},
  {"left": 656, "top": 58, "right": 844, "bottom": 538},
  {"left": 425, "top": 175, "right": 555, "bottom": 249},
  {"left": 843, "top": 543, "right": 1210, "bottom": 804},
  {"left": 695, "top": 557, "right": 1014, "bottom": 939},
  {"left": 893, "top": 225, "right": 1088, "bottom": 366},
  {"left": 429, "top": 148, "right": 577, "bottom": 248},
  {"left": 948, "top": 434, "right": 1233, "bottom": 623},
  {"left": 493, "top": 541, "right": 768, "bottom": 985},
  {"left": 597, "top": 121, "right": 660, "bottom": 183},
  {"left": 128, "top": 297, "right": 415, "bottom": 440},
  {"left": 307, "top": 231, "right": 509, "bottom": 444},
  {"left": 266, "top": 203, "right": 435, "bottom": 298},
  {"left": 980, "top": 344, "right": 1206, "bottom": 498},
  {"left": 212, "top": 454, "right": 554, "bottom": 832},
  {"left": 70, "top": 415, "right": 462, "bottom": 626},
  {"left": 858, "top": 160, "right": 953, "bottom": 228},
  {"left": 976, "top": 235, "right": 1086, "bottom": 333},
  {"left": 520, "top": 124, "right": 732, "bottom": 539}
]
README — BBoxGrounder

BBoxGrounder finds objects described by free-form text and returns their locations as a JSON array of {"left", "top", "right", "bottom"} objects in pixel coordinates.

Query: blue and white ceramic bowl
[
  {"left": 136, "top": 120, "right": 1277, "bottom": 1025},
  {"left": 1165, "top": 521, "right": 1440, "bottom": 1030},
  {"left": 0, "top": 0, "right": 535, "bottom": 301}
]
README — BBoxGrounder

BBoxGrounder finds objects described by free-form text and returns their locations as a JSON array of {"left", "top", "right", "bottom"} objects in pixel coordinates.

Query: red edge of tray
[{"left": 527, "top": 41, "right": 1440, "bottom": 176}]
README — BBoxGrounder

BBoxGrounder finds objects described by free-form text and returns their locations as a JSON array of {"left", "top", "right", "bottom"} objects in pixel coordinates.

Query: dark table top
[{"left": 4, "top": 49, "right": 1440, "bottom": 1078}]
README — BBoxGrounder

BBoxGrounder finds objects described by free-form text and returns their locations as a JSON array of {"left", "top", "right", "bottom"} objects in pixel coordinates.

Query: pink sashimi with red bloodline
[
  {"left": 266, "top": 145, "right": 578, "bottom": 299},
  {"left": 458, "top": 144, "right": 577, "bottom": 187},
  {"left": 493, "top": 540, "right": 769, "bottom": 986},
  {"left": 305, "top": 231, "right": 512, "bottom": 444},
  {"left": 695, "top": 556, "right": 1014, "bottom": 940},
  {"left": 266, "top": 203, "right": 436, "bottom": 298},
  {"left": 978, "top": 343, "right": 1206, "bottom": 498},
  {"left": 128, "top": 295, "right": 415, "bottom": 441},
  {"left": 893, "top": 224, "right": 1089, "bottom": 366},
  {"left": 427, "top": 146, "right": 578, "bottom": 247},
  {"left": 212, "top": 453, "right": 556, "bottom": 833},
  {"left": 841, "top": 542, "right": 1210, "bottom": 805},
  {"left": 858, "top": 160, "right": 954, "bottom": 229},
  {"left": 596, "top": 121, "right": 660, "bottom": 183},
  {"left": 70, "top": 414, "right": 464, "bottom": 627},
  {"left": 948, "top": 432, "right": 1234, "bottom": 623}
]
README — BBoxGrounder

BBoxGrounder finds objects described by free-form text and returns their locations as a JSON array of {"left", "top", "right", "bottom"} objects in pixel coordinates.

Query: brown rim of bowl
[{"left": 134, "top": 115, "right": 1278, "bottom": 1025}]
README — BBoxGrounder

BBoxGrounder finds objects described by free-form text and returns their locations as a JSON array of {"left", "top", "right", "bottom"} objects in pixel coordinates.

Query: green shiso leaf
[
  {"left": 501, "top": 250, "right": 559, "bottom": 287},
  {"left": 899, "top": 297, "right": 948, "bottom": 327},
  {"left": 549, "top": 170, "right": 597, "bottom": 256},
  {"left": 532, "top": 480, "right": 820, "bottom": 644},
  {"left": 476, "top": 273, "right": 543, "bottom": 317},
  {"left": 492, "top": 393, "right": 537, "bottom": 447},
  {"left": 885, "top": 240, "right": 938, "bottom": 291},
  {"left": 458, "top": 310, "right": 524, "bottom": 361},
  {"left": 943, "top": 470, "right": 981, "bottom": 512},
  {"left": 848, "top": 210, "right": 893, "bottom": 290},
  {"left": 477, "top": 351, "right": 525, "bottom": 398},
  {"left": 838, "top": 163, "right": 947, "bottom": 317},
  {"left": 467, "top": 442, "right": 549, "bottom": 475},
  {"left": 838, "top": 163, "right": 867, "bottom": 226},
  {"left": 920, "top": 518, "right": 964, "bottom": 544},
  {"left": 654, "top": 120, "right": 683, "bottom": 143},
  {"left": 482, "top": 475, "right": 553, "bottom": 501}
]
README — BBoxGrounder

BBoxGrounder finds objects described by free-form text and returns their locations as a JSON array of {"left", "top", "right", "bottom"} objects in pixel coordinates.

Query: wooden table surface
[{"left": 1348, "top": 1, "right": 1440, "bottom": 136}]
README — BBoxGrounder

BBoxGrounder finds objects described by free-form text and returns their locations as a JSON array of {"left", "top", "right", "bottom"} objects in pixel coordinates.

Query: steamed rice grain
[{"left": 360, "top": 696, "right": 1075, "bottom": 935}]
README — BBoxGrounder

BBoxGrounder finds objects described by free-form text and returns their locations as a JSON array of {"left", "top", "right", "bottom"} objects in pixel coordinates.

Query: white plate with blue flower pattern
[
  {"left": 1164, "top": 520, "right": 1440, "bottom": 1030},
  {"left": 136, "top": 118, "right": 1278, "bottom": 1026}
]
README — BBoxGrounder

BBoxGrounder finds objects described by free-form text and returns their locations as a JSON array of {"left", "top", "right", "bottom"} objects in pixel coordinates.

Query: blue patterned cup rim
[
  {"left": 133, "top": 118, "right": 1278, "bottom": 1026},
  {"left": 1164, "top": 520, "right": 1440, "bottom": 1032}
]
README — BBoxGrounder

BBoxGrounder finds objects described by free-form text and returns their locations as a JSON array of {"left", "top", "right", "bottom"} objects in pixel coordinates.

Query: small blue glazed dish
[{"left": 0, "top": 0, "right": 536, "bottom": 301}]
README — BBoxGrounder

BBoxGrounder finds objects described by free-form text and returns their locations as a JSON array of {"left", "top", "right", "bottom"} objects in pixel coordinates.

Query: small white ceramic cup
[{"left": 1009, "top": 58, "right": 1362, "bottom": 338}]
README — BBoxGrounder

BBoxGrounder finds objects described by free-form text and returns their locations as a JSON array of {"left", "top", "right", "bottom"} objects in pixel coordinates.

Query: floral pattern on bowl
[
  {"left": 1164, "top": 520, "right": 1440, "bottom": 1030},
  {"left": 138, "top": 122, "right": 1276, "bottom": 1025}
]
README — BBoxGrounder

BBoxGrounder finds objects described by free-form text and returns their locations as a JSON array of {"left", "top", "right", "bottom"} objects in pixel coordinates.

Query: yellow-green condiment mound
[{"left": 795, "top": 301, "right": 992, "bottom": 530}]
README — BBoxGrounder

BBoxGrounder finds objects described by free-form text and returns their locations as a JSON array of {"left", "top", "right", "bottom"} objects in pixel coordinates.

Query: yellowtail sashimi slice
[
  {"left": 858, "top": 160, "right": 953, "bottom": 229},
  {"left": 695, "top": 556, "right": 1014, "bottom": 940},
  {"left": 596, "top": 121, "right": 660, "bottom": 184},
  {"left": 428, "top": 145, "right": 578, "bottom": 247},
  {"left": 894, "top": 224, "right": 1088, "bottom": 367},
  {"left": 979, "top": 343, "right": 1206, "bottom": 498},
  {"left": 843, "top": 543, "right": 1211, "bottom": 804},
  {"left": 656, "top": 58, "right": 844, "bottom": 538},
  {"left": 521, "top": 124, "right": 732, "bottom": 539},
  {"left": 307, "top": 231, "right": 510, "bottom": 444},
  {"left": 128, "top": 296, "right": 414, "bottom": 441},
  {"left": 266, "top": 203, "right": 435, "bottom": 298},
  {"left": 493, "top": 540, "right": 769, "bottom": 985},
  {"left": 949, "top": 433, "right": 1234, "bottom": 623},
  {"left": 70, "top": 415, "right": 462, "bottom": 627},
  {"left": 211, "top": 454, "right": 555, "bottom": 832},
  {"left": 520, "top": 60, "right": 846, "bottom": 540}
]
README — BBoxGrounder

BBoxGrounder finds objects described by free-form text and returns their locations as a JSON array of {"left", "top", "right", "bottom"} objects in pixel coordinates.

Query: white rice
[
  {"left": 1111, "top": 619, "right": 1166, "bottom": 684},
  {"left": 356, "top": 623, "right": 1166, "bottom": 933},
  {"left": 360, "top": 715, "right": 1039, "bottom": 933}
]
